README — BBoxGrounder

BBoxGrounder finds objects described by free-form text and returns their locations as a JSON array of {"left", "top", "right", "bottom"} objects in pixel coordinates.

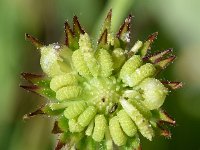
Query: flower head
[{"left": 21, "top": 10, "right": 182, "bottom": 150}]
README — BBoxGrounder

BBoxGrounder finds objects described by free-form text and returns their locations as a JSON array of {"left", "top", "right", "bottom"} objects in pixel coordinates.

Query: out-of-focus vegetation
[{"left": 0, "top": 0, "right": 200, "bottom": 149}]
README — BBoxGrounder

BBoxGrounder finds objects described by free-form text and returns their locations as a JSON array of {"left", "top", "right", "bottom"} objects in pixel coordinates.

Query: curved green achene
[
  {"left": 79, "top": 34, "right": 99, "bottom": 77},
  {"left": 72, "top": 49, "right": 91, "bottom": 78},
  {"left": 69, "top": 119, "right": 84, "bottom": 132},
  {"left": 64, "top": 101, "right": 86, "bottom": 119},
  {"left": 129, "top": 63, "right": 156, "bottom": 87},
  {"left": 139, "top": 78, "right": 168, "bottom": 110},
  {"left": 92, "top": 115, "right": 107, "bottom": 142},
  {"left": 128, "top": 99, "right": 152, "bottom": 119},
  {"left": 120, "top": 55, "right": 143, "bottom": 86},
  {"left": 105, "top": 127, "right": 113, "bottom": 150},
  {"left": 83, "top": 51, "right": 99, "bottom": 77},
  {"left": 40, "top": 44, "right": 73, "bottom": 77},
  {"left": 111, "top": 48, "right": 126, "bottom": 72},
  {"left": 50, "top": 73, "right": 78, "bottom": 91},
  {"left": 109, "top": 116, "right": 127, "bottom": 146},
  {"left": 56, "top": 85, "right": 82, "bottom": 100},
  {"left": 96, "top": 48, "right": 113, "bottom": 77},
  {"left": 78, "top": 106, "right": 97, "bottom": 127},
  {"left": 120, "top": 99, "right": 154, "bottom": 140},
  {"left": 22, "top": 11, "right": 179, "bottom": 150},
  {"left": 117, "top": 110, "right": 137, "bottom": 137},
  {"left": 85, "top": 119, "right": 94, "bottom": 136},
  {"left": 121, "top": 135, "right": 141, "bottom": 150}
]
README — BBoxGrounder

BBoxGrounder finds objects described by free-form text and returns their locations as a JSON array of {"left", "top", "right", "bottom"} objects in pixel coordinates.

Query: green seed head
[{"left": 21, "top": 10, "right": 182, "bottom": 150}]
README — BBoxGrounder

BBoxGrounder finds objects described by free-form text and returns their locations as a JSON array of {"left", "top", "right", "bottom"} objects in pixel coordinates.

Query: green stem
[{"left": 92, "top": 0, "right": 135, "bottom": 39}]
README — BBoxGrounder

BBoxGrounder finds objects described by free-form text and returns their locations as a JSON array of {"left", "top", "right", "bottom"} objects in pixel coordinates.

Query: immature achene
[{"left": 21, "top": 10, "right": 182, "bottom": 150}]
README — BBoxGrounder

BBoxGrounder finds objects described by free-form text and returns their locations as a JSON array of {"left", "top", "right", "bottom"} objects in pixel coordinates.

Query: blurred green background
[{"left": 0, "top": 0, "right": 200, "bottom": 149}]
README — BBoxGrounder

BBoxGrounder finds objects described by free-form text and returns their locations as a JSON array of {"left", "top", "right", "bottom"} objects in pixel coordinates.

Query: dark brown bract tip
[
  {"left": 55, "top": 140, "right": 66, "bottom": 150},
  {"left": 20, "top": 84, "right": 56, "bottom": 99},
  {"left": 141, "top": 32, "right": 159, "bottom": 57},
  {"left": 162, "top": 81, "right": 183, "bottom": 90},
  {"left": 100, "top": 9, "right": 112, "bottom": 37},
  {"left": 52, "top": 121, "right": 63, "bottom": 134},
  {"left": 147, "top": 32, "right": 158, "bottom": 42},
  {"left": 137, "top": 145, "right": 142, "bottom": 150},
  {"left": 25, "top": 33, "right": 44, "bottom": 49},
  {"left": 20, "top": 85, "right": 39, "bottom": 92},
  {"left": 23, "top": 108, "right": 44, "bottom": 120},
  {"left": 117, "top": 14, "right": 132, "bottom": 42},
  {"left": 160, "top": 129, "right": 172, "bottom": 138},
  {"left": 156, "top": 122, "right": 172, "bottom": 138},
  {"left": 155, "top": 55, "right": 176, "bottom": 69},
  {"left": 73, "top": 16, "right": 85, "bottom": 35},
  {"left": 159, "top": 109, "right": 176, "bottom": 126},
  {"left": 21, "top": 72, "right": 44, "bottom": 82},
  {"left": 106, "top": 9, "right": 112, "bottom": 21},
  {"left": 143, "top": 48, "right": 173, "bottom": 63},
  {"left": 64, "top": 21, "right": 74, "bottom": 46},
  {"left": 98, "top": 29, "right": 108, "bottom": 49}
]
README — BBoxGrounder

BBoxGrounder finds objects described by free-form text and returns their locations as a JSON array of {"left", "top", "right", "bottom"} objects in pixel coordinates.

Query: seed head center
[{"left": 83, "top": 77, "right": 121, "bottom": 113}]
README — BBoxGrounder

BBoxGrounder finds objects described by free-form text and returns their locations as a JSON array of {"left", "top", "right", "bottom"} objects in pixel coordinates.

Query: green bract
[{"left": 21, "top": 10, "right": 182, "bottom": 150}]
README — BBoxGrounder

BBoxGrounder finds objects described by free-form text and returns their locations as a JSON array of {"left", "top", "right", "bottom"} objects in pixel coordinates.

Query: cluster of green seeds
[{"left": 21, "top": 10, "right": 182, "bottom": 150}]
